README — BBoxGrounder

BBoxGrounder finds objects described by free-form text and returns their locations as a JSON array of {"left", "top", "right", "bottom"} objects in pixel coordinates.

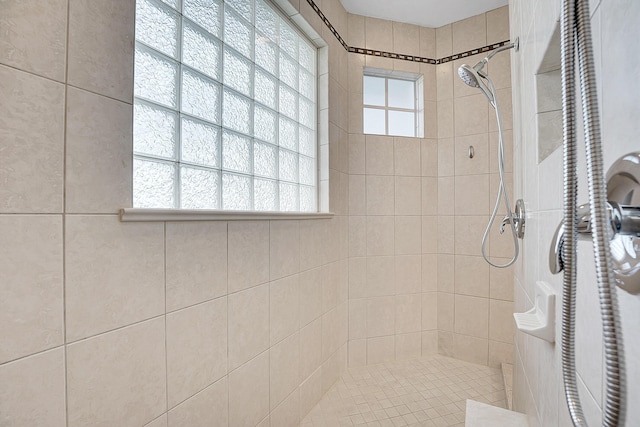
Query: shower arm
[{"left": 485, "top": 38, "right": 519, "bottom": 62}]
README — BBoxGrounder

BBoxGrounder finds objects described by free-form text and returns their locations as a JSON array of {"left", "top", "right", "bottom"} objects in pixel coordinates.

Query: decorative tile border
[{"left": 304, "top": 0, "right": 510, "bottom": 65}]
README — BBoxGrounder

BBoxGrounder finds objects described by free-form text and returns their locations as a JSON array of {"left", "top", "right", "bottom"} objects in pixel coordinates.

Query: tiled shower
[{"left": 1, "top": 0, "right": 638, "bottom": 426}]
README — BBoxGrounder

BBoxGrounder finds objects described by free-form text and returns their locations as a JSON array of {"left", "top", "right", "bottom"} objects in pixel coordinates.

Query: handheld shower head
[{"left": 458, "top": 62, "right": 494, "bottom": 102}]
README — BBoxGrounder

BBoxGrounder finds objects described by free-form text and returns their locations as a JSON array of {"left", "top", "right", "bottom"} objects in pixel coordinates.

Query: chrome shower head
[{"left": 458, "top": 61, "right": 494, "bottom": 102}]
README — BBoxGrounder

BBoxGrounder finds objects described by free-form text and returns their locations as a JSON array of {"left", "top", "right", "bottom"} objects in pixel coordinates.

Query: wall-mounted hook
[{"left": 468, "top": 146, "right": 474, "bottom": 159}]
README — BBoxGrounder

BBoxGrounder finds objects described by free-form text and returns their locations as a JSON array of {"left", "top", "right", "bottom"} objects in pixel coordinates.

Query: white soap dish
[{"left": 514, "top": 281, "right": 556, "bottom": 343}]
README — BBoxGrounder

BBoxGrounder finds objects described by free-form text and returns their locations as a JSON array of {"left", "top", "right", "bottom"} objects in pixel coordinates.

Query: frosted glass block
[
  {"left": 255, "top": 0, "right": 278, "bottom": 42},
  {"left": 299, "top": 155, "right": 315, "bottom": 185},
  {"left": 254, "top": 69, "right": 277, "bottom": 109},
  {"left": 279, "top": 149, "right": 298, "bottom": 182},
  {"left": 222, "top": 90, "right": 252, "bottom": 134},
  {"left": 255, "top": 34, "right": 278, "bottom": 75},
  {"left": 222, "top": 129, "right": 251, "bottom": 173},
  {"left": 182, "top": 69, "right": 220, "bottom": 123},
  {"left": 254, "top": 178, "right": 277, "bottom": 211},
  {"left": 363, "top": 76, "right": 385, "bottom": 106},
  {"left": 279, "top": 22, "right": 298, "bottom": 59},
  {"left": 279, "top": 52, "right": 298, "bottom": 90},
  {"left": 299, "top": 185, "right": 316, "bottom": 212},
  {"left": 299, "top": 97, "right": 314, "bottom": 129},
  {"left": 222, "top": 173, "right": 251, "bottom": 210},
  {"left": 299, "top": 125, "right": 314, "bottom": 157},
  {"left": 181, "top": 117, "right": 220, "bottom": 167},
  {"left": 225, "top": 0, "right": 253, "bottom": 23},
  {"left": 279, "top": 85, "right": 297, "bottom": 120},
  {"left": 299, "top": 41, "right": 315, "bottom": 73},
  {"left": 223, "top": 48, "right": 252, "bottom": 96},
  {"left": 183, "top": 0, "right": 222, "bottom": 37},
  {"left": 279, "top": 116, "right": 297, "bottom": 150},
  {"left": 135, "top": 0, "right": 179, "bottom": 58},
  {"left": 135, "top": 47, "right": 179, "bottom": 108},
  {"left": 388, "top": 110, "right": 415, "bottom": 137},
  {"left": 183, "top": 21, "right": 221, "bottom": 80},
  {"left": 388, "top": 78, "right": 415, "bottom": 109},
  {"left": 181, "top": 166, "right": 220, "bottom": 209},
  {"left": 134, "top": 101, "right": 177, "bottom": 158},
  {"left": 363, "top": 108, "right": 385, "bottom": 135},
  {"left": 133, "top": 158, "right": 176, "bottom": 208},
  {"left": 254, "top": 105, "right": 276, "bottom": 144},
  {"left": 279, "top": 182, "right": 299, "bottom": 211},
  {"left": 299, "top": 69, "right": 314, "bottom": 101},
  {"left": 253, "top": 141, "right": 277, "bottom": 178},
  {"left": 224, "top": 8, "right": 253, "bottom": 59}
]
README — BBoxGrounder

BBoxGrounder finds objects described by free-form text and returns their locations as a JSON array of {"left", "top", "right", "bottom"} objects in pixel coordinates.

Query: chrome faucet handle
[{"left": 499, "top": 216, "right": 511, "bottom": 234}]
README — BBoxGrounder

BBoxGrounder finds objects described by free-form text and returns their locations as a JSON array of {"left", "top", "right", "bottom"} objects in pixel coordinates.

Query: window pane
[
  {"left": 363, "top": 76, "right": 385, "bottom": 106},
  {"left": 133, "top": 159, "right": 176, "bottom": 208},
  {"left": 134, "top": 102, "right": 177, "bottom": 159},
  {"left": 222, "top": 130, "right": 251, "bottom": 173},
  {"left": 300, "top": 185, "right": 316, "bottom": 212},
  {"left": 182, "top": 69, "right": 220, "bottom": 123},
  {"left": 279, "top": 182, "right": 299, "bottom": 211},
  {"left": 181, "top": 167, "right": 219, "bottom": 209},
  {"left": 255, "top": 0, "right": 278, "bottom": 42},
  {"left": 226, "top": 0, "right": 253, "bottom": 23},
  {"left": 224, "top": 8, "right": 253, "bottom": 59},
  {"left": 363, "top": 108, "right": 385, "bottom": 135},
  {"left": 388, "top": 78, "right": 415, "bottom": 109},
  {"left": 279, "top": 52, "right": 298, "bottom": 90},
  {"left": 222, "top": 173, "right": 251, "bottom": 210},
  {"left": 279, "top": 85, "right": 297, "bottom": 120},
  {"left": 299, "top": 42, "right": 315, "bottom": 73},
  {"left": 254, "top": 178, "right": 277, "bottom": 211},
  {"left": 224, "top": 48, "right": 253, "bottom": 96},
  {"left": 183, "top": 0, "right": 222, "bottom": 37},
  {"left": 299, "top": 69, "right": 314, "bottom": 101},
  {"left": 299, "top": 125, "right": 314, "bottom": 157},
  {"left": 255, "top": 34, "right": 278, "bottom": 75},
  {"left": 279, "top": 149, "right": 298, "bottom": 182},
  {"left": 254, "top": 141, "right": 277, "bottom": 178},
  {"left": 223, "top": 90, "right": 252, "bottom": 135},
  {"left": 183, "top": 20, "right": 221, "bottom": 80},
  {"left": 279, "top": 116, "right": 297, "bottom": 150},
  {"left": 135, "top": 47, "right": 179, "bottom": 108},
  {"left": 181, "top": 117, "right": 220, "bottom": 167},
  {"left": 299, "top": 97, "right": 314, "bottom": 129},
  {"left": 159, "top": 0, "right": 180, "bottom": 10},
  {"left": 136, "top": 0, "right": 179, "bottom": 58},
  {"left": 388, "top": 110, "right": 415, "bottom": 137},
  {"left": 254, "top": 105, "right": 277, "bottom": 144},
  {"left": 299, "top": 155, "right": 315, "bottom": 186},
  {"left": 279, "top": 22, "right": 298, "bottom": 59},
  {"left": 254, "top": 69, "right": 277, "bottom": 109}
]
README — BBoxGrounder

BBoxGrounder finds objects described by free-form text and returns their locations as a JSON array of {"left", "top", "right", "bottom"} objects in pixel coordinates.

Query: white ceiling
[{"left": 339, "top": 0, "right": 508, "bottom": 29}]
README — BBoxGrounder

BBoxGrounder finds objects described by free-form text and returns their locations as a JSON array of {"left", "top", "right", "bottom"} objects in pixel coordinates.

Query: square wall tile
[
  {"left": 367, "top": 336, "right": 395, "bottom": 364},
  {"left": 0, "top": 348, "right": 66, "bottom": 427},
  {"left": 299, "top": 267, "right": 322, "bottom": 327},
  {"left": 348, "top": 339, "right": 367, "bottom": 367},
  {"left": 454, "top": 94, "right": 489, "bottom": 136},
  {"left": 365, "top": 17, "right": 393, "bottom": 52},
  {"left": 65, "top": 215, "right": 164, "bottom": 342},
  {"left": 453, "top": 333, "right": 488, "bottom": 365},
  {"left": 454, "top": 295, "right": 489, "bottom": 338},
  {"left": 0, "top": 66, "right": 64, "bottom": 213},
  {"left": 367, "top": 296, "right": 395, "bottom": 337},
  {"left": 437, "top": 292, "right": 454, "bottom": 331},
  {"left": 68, "top": 0, "right": 135, "bottom": 102},
  {"left": 228, "top": 283, "right": 269, "bottom": 371},
  {"left": 396, "top": 332, "right": 421, "bottom": 360},
  {"left": 486, "top": 6, "right": 510, "bottom": 45},
  {"left": 300, "top": 318, "right": 322, "bottom": 380},
  {"left": 366, "top": 135, "right": 394, "bottom": 175},
  {"left": 455, "top": 174, "right": 489, "bottom": 215},
  {"left": 436, "top": 24, "right": 452, "bottom": 58},
  {"left": 0, "top": 215, "right": 63, "bottom": 364},
  {"left": 348, "top": 133, "right": 366, "bottom": 174},
  {"left": 167, "top": 378, "right": 228, "bottom": 427},
  {"left": 166, "top": 222, "right": 227, "bottom": 312},
  {"left": 349, "top": 216, "right": 366, "bottom": 257},
  {"left": 454, "top": 255, "right": 490, "bottom": 297},
  {"left": 421, "top": 216, "right": 438, "bottom": 254},
  {"left": 422, "top": 292, "right": 438, "bottom": 330},
  {"left": 299, "top": 220, "right": 324, "bottom": 271},
  {"left": 396, "top": 255, "right": 422, "bottom": 294},
  {"left": 394, "top": 137, "right": 421, "bottom": 176},
  {"left": 421, "top": 139, "right": 438, "bottom": 176},
  {"left": 271, "top": 274, "right": 300, "bottom": 345},
  {"left": 454, "top": 215, "right": 488, "bottom": 256},
  {"left": 66, "top": 318, "right": 166, "bottom": 427},
  {"left": 437, "top": 254, "right": 454, "bottom": 293},
  {"left": 422, "top": 330, "right": 438, "bottom": 355},
  {"left": 395, "top": 294, "right": 421, "bottom": 334},
  {"left": 366, "top": 256, "right": 395, "bottom": 297},
  {"left": 366, "top": 175, "right": 395, "bottom": 215},
  {"left": 455, "top": 133, "right": 489, "bottom": 175},
  {"left": 0, "top": 0, "right": 67, "bottom": 81},
  {"left": 270, "top": 388, "right": 300, "bottom": 427},
  {"left": 228, "top": 351, "right": 270, "bottom": 427},
  {"left": 65, "top": 87, "right": 132, "bottom": 213},
  {"left": 490, "top": 299, "right": 515, "bottom": 343},
  {"left": 422, "top": 177, "right": 438, "bottom": 215},
  {"left": 422, "top": 254, "right": 438, "bottom": 292},
  {"left": 270, "top": 220, "right": 300, "bottom": 280},
  {"left": 395, "top": 216, "right": 421, "bottom": 255},
  {"left": 366, "top": 216, "right": 394, "bottom": 256},
  {"left": 452, "top": 14, "right": 486, "bottom": 53},
  {"left": 395, "top": 176, "right": 421, "bottom": 215},
  {"left": 228, "top": 221, "right": 269, "bottom": 293},
  {"left": 299, "top": 368, "right": 323, "bottom": 419},
  {"left": 166, "top": 298, "right": 227, "bottom": 408},
  {"left": 349, "top": 175, "right": 366, "bottom": 215}
]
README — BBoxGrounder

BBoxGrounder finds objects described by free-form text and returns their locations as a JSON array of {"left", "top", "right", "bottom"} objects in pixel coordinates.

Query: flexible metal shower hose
[{"left": 560, "top": 0, "right": 625, "bottom": 425}]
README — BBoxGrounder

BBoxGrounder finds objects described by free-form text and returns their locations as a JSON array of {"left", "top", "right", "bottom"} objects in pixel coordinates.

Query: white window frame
[
  {"left": 362, "top": 69, "right": 424, "bottom": 138},
  {"left": 131, "top": 0, "right": 322, "bottom": 214}
]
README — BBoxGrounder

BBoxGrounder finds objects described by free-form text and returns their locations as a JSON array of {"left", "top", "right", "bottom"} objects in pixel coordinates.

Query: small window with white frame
[{"left": 363, "top": 70, "right": 424, "bottom": 138}]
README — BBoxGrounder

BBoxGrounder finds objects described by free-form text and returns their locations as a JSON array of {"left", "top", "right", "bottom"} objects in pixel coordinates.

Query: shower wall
[
  {"left": 345, "top": 7, "right": 516, "bottom": 369},
  {"left": 0, "top": 0, "right": 349, "bottom": 425},
  {"left": 510, "top": 0, "right": 640, "bottom": 425}
]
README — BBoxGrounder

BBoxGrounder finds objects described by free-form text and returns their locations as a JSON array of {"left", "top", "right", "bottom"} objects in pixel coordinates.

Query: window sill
[{"left": 119, "top": 208, "right": 334, "bottom": 222}]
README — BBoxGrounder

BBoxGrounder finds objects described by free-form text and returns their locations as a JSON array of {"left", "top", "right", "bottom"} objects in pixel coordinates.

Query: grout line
[
  {"left": 63, "top": 0, "right": 71, "bottom": 425},
  {"left": 163, "top": 222, "right": 169, "bottom": 416}
]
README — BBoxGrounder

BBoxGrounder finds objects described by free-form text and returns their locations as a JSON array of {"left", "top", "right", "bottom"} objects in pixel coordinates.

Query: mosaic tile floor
[{"left": 300, "top": 355, "right": 506, "bottom": 427}]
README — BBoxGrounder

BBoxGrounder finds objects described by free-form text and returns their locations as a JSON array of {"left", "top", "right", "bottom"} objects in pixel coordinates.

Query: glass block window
[
  {"left": 363, "top": 71, "right": 424, "bottom": 138},
  {"left": 134, "top": 0, "right": 317, "bottom": 211}
]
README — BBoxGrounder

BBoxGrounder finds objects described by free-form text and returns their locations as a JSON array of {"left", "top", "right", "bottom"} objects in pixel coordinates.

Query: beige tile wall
[
  {"left": 0, "top": 0, "right": 349, "bottom": 425},
  {"left": 346, "top": 7, "right": 514, "bottom": 369}
]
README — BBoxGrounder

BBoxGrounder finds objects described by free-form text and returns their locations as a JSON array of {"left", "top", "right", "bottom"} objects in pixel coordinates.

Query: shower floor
[{"left": 300, "top": 355, "right": 506, "bottom": 427}]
